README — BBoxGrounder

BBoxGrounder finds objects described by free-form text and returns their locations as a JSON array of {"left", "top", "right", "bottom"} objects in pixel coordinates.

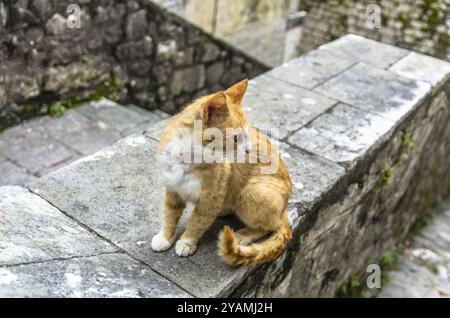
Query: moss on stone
[
  {"left": 402, "top": 130, "right": 415, "bottom": 153},
  {"left": 380, "top": 246, "right": 400, "bottom": 270},
  {"left": 90, "top": 71, "right": 122, "bottom": 102},
  {"left": 49, "top": 103, "right": 66, "bottom": 118},
  {"left": 376, "top": 167, "right": 394, "bottom": 188},
  {"left": 337, "top": 274, "right": 363, "bottom": 298}
]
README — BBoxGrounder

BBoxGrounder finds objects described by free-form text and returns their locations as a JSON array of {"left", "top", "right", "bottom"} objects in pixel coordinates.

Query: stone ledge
[{"left": 2, "top": 35, "right": 450, "bottom": 297}]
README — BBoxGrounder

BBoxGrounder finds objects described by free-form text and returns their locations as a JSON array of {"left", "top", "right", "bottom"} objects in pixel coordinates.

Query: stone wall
[
  {"left": 0, "top": 0, "right": 268, "bottom": 130},
  {"left": 299, "top": 0, "right": 450, "bottom": 61},
  {"left": 152, "top": 0, "right": 302, "bottom": 66},
  {"left": 2, "top": 35, "right": 449, "bottom": 298}
]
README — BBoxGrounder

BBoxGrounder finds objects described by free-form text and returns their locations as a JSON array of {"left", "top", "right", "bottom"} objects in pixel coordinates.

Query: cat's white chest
[{"left": 157, "top": 132, "right": 201, "bottom": 203}]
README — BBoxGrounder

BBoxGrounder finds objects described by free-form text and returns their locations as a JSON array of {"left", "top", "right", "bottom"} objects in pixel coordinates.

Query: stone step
[
  {"left": 2, "top": 34, "right": 450, "bottom": 297},
  {"left": 377, "top": 201, "right": 450, "bottom": 298},
  {"left": 0, "top": 99, "right": 170, "bottom": 186}
]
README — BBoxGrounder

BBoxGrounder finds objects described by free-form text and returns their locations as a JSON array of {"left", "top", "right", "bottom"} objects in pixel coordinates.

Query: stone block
[
  {"left": 0, "top": 160, "right": 35, "bottom": 186},
  {"left": 314, "top": 63, "right": 431, "bottom": 122},
  {"left": 319, "top": 34, "right": 409, "bottom": 69},
  {"left": 0, "top": 186, "right": 116, "bottom": 266},
  {"left": 170, "top": 65, "right": 205, "bottom": 95},
  {"left": 0, "top": 253, "right": 190, "bottom": 298},
  {"left": 266, "top": 48, "right": 355, "bottom": 89},
  {"left": 0, "top": 124, "right": 76, "bottom": 175},
  {"left": 288, "top": 103, "right": 396, "bottom": 167},
  {"left": 243, "top": 75, "right": 337, "bottom": 139},
  {"left": 75, "top": 99, "right": 156, "bottom": 134},
  {"left": 389, "top": 52, "right": 450, "bottom": 87}
]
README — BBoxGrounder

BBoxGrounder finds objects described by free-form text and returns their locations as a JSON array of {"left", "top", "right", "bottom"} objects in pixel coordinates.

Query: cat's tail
[{"left": 218, "top": 216, "right": 292, "bottom": 266}]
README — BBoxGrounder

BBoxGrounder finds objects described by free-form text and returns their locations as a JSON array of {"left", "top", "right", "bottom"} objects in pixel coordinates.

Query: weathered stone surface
[
  {"left": 206, "top": 61, "right": 225, "bottom": 86},
  {"left": 126, "top": 10, "right": 148, "bottom": 40},
  {"left": 266, "top": 48, "right": 355, "bottom": 89},
  {"left": 121, "top": 107, "right": 170, "bottom": 137},
  {"left": 0, "top": 253, "right": 190, "bottom": 298},
  {"left": 288, "top": 103, "right": 395, "bottom": 167},
  {"left": 117, "top": 36, "right": 154, "bottom": 61},
  {"left": 243, "top": 75, "right": 337, "bottom": 139},
  {"left": 314, "top": 63, "right": 431, "bottom": 122},
  {"left": 75, "top": 99, "right": 155, "bottom": 134},
  {"left": 0, "top": 186, "right": 116, "bottom": 266},
  {"left": 0, "top": 160, "right": 35, "bottom": 186},
  {"left": 45, "top": 13, "right": 66, "bottom": 35},
  {"left": 318, "top": 34, "right": 409, "bottom": 69},
  {"left": 170, "top": 65, "right": 205, "bottom": 95},
  {"left": 43, "top": 59, "right": 111, "bottom": 95},
  {"left": 389, "top": 52, "right": 450, "bottom": 87},
  {"left": 0, "top": 124, "right": 76, "bottom": 175}
]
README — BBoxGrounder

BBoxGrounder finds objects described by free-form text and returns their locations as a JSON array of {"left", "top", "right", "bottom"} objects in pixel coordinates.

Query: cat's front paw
[
  {"left": 175, "top": 239, "right": 197, "bottom": 257},
  {"left": 151, "top": 232, "right": 173, "bottom": 252}
]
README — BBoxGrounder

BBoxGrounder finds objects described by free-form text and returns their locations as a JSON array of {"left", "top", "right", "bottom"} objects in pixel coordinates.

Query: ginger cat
[{"left": 151, "top": 79, "right": 292, "bottom": 266}]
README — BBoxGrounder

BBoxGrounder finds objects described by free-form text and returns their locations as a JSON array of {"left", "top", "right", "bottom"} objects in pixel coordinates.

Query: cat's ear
[
  {"left": 202, "top": 92, "right": 229, "bottom": 125},
  {"left": 225, "top": 79, "right": 248, "bottom": 103}
]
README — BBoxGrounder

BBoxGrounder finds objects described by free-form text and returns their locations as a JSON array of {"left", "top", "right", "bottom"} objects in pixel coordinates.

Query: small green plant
[
  {"left": 380, "top": 246, "right": 399, "bottom": 270},
  {"left": 337, "top": 275, "right": 362, "bottom": 298},
  {"left": 376, "top": 167, "right": 394, "bottom": 187},
  {"left": 49, "top": 103, "right": 66, "bottom": 118},
  {"left": 402, "top": 131, "right": 415, "bottom": 152}
]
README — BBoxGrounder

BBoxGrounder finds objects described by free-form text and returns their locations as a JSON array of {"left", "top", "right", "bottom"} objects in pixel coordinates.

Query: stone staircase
[
  {"left": 1, "top": 35, "right": 450, "bottom": 297},
  {"left": 0, "top": 100, "right": 169, "bottom": 187}
]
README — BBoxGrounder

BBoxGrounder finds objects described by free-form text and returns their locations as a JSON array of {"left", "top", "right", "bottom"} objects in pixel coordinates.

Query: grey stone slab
[
  {"left": 30, "top": 134, "right": 339, "bottom": 297},
  {"left": 0, "top": 186, "right": 116, "bottom": 266},
  {"left": 127, "top": 105, "right": 171, "bottom": 121},
  {"left": 121, "top": 108, "right": 170, "bottom": 137},
  {"left": 76, "top": 99, "right": 157, "bottom": 134},
  {"left": 29, "top": 111, "right": 122, "bottom": 156},
  {"left": 0, "top": 124, "right": 76, "bottom": 175},
  {"left": 0, "top": 160, "right": 35, "bottom": 186},
  {"left": 266, "top": 47, "right": 355, "bottom": 89},
  {"left": 243, "top": 75, "right": 337, "bottom": 139},
  {"left": 389, "top": 52, "right": 450, "bottom": 87},
  {"left": 288, "top": 103, "right": 396, "bottom": 167},
  {"left": 0, "top": 253, "right": 190, "bottom": 298},
  {"left": 55, "top": 123, "right": 121, "bottom": 156},
  {"left": 319, "top": 34, "right": 409, "bottom": 69},
  {"left": 314, "top": 63, "right": 431, "bottom": 122}
]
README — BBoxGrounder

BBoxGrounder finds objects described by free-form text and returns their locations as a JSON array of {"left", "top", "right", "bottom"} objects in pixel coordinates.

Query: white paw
[
  {"left": 151, "top": 232, "right": 173, "bottom": 252},
  {"left": 175, "top": 239, "right": 197, "bottom": 257}
]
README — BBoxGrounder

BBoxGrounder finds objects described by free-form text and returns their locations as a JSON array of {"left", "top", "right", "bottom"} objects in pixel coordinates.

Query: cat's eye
[{"left": 234, "top": 135, "right": 238, "bottom": 143}]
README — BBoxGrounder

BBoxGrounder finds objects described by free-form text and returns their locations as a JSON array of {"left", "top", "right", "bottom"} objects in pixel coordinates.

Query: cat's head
[
  {"left": 198, "top": 79, "right": 249, "bottom": 129},
  {"left": 197, "top": 79, "right": 251, "bottom": 153}
]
